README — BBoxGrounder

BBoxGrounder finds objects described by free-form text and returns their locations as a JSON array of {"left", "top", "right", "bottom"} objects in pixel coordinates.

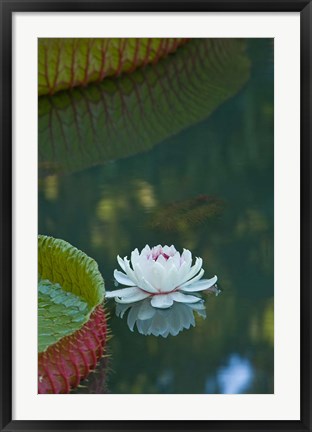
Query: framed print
[{"left": 1, "top": 0, "right": 311, "bottom": 431}]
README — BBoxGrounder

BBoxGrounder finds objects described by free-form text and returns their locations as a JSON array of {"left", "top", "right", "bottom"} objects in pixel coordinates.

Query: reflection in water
[
  {"left": 147, "top": 195, "right": 224, "bottom": 232},
  {"left": 114, "top": 284, "right": 220, "bottom": 337},
  {"left": 116, "top": 299, "right": 206, "bottom": 337},
  {"left": 72, "top": 356, "right": 110, "bottom": 394},
  {"left": 205, "top": 354, "right": 254, "bottom": 394},
  {"left": 38, "top": 39, "right": 250, "bottom": 176}
]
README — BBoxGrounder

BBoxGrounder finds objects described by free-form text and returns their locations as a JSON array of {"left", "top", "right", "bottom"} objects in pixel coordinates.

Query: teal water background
[{"left": 38, "top": 38, "right": 274, "bottom": 394}]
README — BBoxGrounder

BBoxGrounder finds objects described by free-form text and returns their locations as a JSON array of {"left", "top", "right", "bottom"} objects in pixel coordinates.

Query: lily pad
[
  {"left": 38, "top": 38, "right": 187, "bottom": 96},
  {"left": 38, "top": 235, "right": 105, "bottom": 353},
  {"left": 38, "top": 279, "right": 92, "bottom": 352},
  {"left": 38, "top": 39, "right": 250, "bottom": 177}
]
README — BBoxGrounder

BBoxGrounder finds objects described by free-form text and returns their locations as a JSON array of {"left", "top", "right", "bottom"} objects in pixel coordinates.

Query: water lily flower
[{"left": 106, "top": 245, "right": 218, "bottom": 309}]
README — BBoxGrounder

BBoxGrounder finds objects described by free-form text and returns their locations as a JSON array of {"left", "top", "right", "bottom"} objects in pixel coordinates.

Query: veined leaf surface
[
  {"left": 38, "top": 235, "right": 105, "bottom": 353},
  {"left": 38, "top": 39, "right": 250, "bottom": 177},
  {"left": 38, "top": 38, "right": 187, "bottom": 95},
  {"left": 38, "top": 279, "right": 92, "bottom": 352}
]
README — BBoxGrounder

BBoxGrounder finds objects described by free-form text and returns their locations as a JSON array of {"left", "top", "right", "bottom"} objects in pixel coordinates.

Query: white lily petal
[
  {"left": 176, "top": 260, "right": 191, "bottom": 283},
  {"left": 170, "top": 291, "right": 201, "bottom": 304},
  {"left": 133, "top": 262, "right": 144, "bottom": 281},
  {"left": 106, "top": 286, "right": 140, "bottom": 298},
  {"left": 115, "top": 290, "right": 151, "bottom": 304},
  {"left": 147, "top": 261, "right": 166, "bottom": 290},
  {"left": 133, "top": 263, "right": 159, "bottom": 293},
  {"left": 169, "top": 245, "right": 177, "bottom": 255},
  {"left": 114, "top": 269, "right": 136, "bottom": 286},
  {"left": 117, "top": 255, "right": 126, "bottom": 272},
  {"left": 178, "top": 257, "right": 203, "bottom": 286},
  {"left": 162, "top": 245, "right": 171, "bottom": 255},
  {"left": 141, "top": 277, "right": 160, "bottom": 294},
  {"left": 123, "top": 258, "right": 139, "bottom": 284},
  {"left": 130, "top": 248, "right": 140, "bottom": 265},
  {"left": 142, "top": 245, "right": 151, "bottom": 255},
  {"left": 160, "top": 265, "right": 179, "bottom": 293},
  {"left": 181, "top": 276, "right": 218, "bottom": 292},
  {"left": 156, "top": 254, "right": 167, "bottom": 267},
  {"left": 181, "top": 248, "right": 192, "bottom": 264},
  {"left": 170, "top": 252, "right": 181, "bottom": 268},
  {"left": 179, "top": 268, "right": 205, "bottom": 289},
  {"left": 151, "top": 294, "right": 174, "bottom": 309},
  {"left": 151, "top": 245, "right": 161, "bottom": 258}
]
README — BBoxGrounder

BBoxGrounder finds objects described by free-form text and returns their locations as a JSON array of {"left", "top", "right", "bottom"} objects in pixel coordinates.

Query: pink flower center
[{"left": 148, "top": 247, "right": 173, "bottom": 261}]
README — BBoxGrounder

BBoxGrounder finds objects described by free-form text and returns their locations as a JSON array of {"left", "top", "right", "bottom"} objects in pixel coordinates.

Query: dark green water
[{"left": 38, "top": 38, "right": 274, "bottom": 394}]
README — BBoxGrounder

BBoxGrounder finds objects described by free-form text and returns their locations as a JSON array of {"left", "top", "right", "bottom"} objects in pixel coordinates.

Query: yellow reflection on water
[
  {"left": 262, "top": 300, "right": 274, "bottom": 346},
  {"left": 96, "top": 198, "right": 115, "bottom": 222},
  {"left": 249, "top": 298, "right": 273, "bottom": 347},
  {"left": 42, "top": 175, "right": 59, "bottom": 201},
  {"left": 96, "top": 196, "right": 129, "bottom": 222},
  {"left": 236, "top": 209, "right": 269, "bottom": 236},
  {"left": 133, "top": 180, "right": 157, "bottom": 211}
]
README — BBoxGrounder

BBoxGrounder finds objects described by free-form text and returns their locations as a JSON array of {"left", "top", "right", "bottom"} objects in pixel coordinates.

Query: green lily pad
[
  {"left": 38, "top": 38, "right": 187, "bottom": 96},
  {"left": 38, "top": 235, "right": 105, "bottom": 353},
  {"left": 38, "top": 279, "right": 92, "bottom": 352},
  {"left": 38, "top": 39, "right": 250, "bottom": 177}
]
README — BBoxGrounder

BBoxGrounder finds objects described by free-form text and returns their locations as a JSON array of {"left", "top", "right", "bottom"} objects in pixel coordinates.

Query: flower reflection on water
[{"left": 116, "top": 298, "right": 208, "bottom": 337}]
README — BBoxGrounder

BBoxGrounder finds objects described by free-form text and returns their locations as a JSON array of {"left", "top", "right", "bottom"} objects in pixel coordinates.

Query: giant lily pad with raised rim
[
  {"left": 38, "top": 38, "right": 250, "bottom": 177},
  {"left": 38, "top": 235, "right": 107, "bottom": 394},
  {"left": 38, "top": 38, "right": 188, "bottom": 96}
]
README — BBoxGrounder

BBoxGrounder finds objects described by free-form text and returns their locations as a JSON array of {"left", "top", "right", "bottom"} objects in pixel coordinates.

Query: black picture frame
[{"left": 1, "top": 0, "right": 311, "bottom": 431}]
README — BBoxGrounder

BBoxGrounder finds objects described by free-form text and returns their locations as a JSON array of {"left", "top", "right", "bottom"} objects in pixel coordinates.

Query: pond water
[{"left": 38, "top": 38, "right": 274, "bottom": 394}]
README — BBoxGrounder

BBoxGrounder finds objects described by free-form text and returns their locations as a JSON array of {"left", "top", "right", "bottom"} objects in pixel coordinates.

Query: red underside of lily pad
[{"left": 38, "top": 305, "right": 107, "bottom": 394}]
